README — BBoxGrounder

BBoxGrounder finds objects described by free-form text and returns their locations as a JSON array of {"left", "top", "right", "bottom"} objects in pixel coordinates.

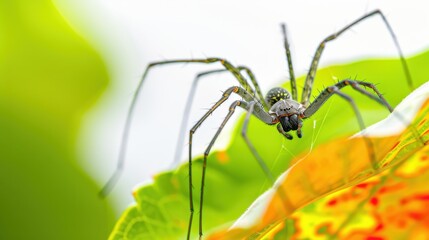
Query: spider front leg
[
  {"left": 187, "top": 86, "right": 267, "bottom": 239},
  {"left": 194, "top": 98, "right": 281, "bottom": 239},
  {"left": 301, "top": 9, "right": 413, "bottom": 107},
  {"left": 174, "top": 66, "right": 267, "bottom": 168},
  {"left": 196, "top": 100, "right": 250, "bottom": 239}
]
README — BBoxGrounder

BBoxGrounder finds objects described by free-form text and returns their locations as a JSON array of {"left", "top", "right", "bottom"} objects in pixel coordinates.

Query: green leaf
[
  {"left": 0, "top": 1, "right": 115, "bottom": 239},
  {"left": 110, "top": 49, "right": 429, "bottom": 239}
]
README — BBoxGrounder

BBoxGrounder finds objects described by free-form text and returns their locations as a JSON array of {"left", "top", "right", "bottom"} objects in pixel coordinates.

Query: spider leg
[
  {"left": 304, "top": 79, "right": 393, "bottom": 118},
  {"left": 173, "top": 66, "right": 268, "bottom": 168},
  {"left": 241, "top": 102, "right": 276, "bottom": 184},
  {"left": 196, "top": 99, "right": 279, "bottom": 238},
  {"left": 303, "top": 80, "right": 392, "bottom": 168},
  {"left": 196, "top": 100, "right": 296, "bottom": 238},
  {"left": 333, "top": 88, "right": 377, "bottom": 168},
  {"left": 301, "top": 9, "right": 413, "bottom": 107},
  {"left": 197, "top": 100, "right": 247, "bottom": 238},
  {"left": 351, "top": 80, "right": 393, "bottom": 112},
  {"left": 241, "top": 102, "right": 295, "bottom": 211},
  {"left": 187, "top": 86, "right": 272, "bottom": 239},
  {"left": 238, "top": 66, "right": 268, "bottom": 108},
  {"left": 303, "top": 79, "right": 392, "bottom": 117},
  {"left": 281, "top": 23, "right": 298, "bottom": 101},
  {"left": 99, "top": 58, "right": 264, "bottom": 197},
  {"left": 173, "top": 69, "right": 246, "bottom": 168}
]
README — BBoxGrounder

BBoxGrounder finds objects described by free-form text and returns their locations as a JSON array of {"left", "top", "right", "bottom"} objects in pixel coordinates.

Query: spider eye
[{"left": 265, "top": 87, "right": 291, "bottom": 108}]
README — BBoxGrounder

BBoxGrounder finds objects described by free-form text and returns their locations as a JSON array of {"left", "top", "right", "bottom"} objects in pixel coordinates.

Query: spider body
[{"left": 100, "top": 9, "right": 414, "bottom": 239}]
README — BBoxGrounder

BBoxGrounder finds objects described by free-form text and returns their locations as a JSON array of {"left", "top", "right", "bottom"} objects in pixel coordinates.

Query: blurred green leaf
[
  {"left": 110, "top": 49, "right": 429, "bottom": 239},
  {"left": 0, "top": 1, "right": 115, "bottom": 239}
]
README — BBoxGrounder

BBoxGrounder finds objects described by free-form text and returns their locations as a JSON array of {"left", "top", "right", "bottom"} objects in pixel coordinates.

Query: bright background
[
  {"left": 1, "top": 0, "right": 428, "bottom": 239},
  {"left": 65, "top": 0, "right": 429, "bottom": 212}
]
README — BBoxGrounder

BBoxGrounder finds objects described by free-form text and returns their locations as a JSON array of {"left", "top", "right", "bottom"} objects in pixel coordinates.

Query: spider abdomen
[{"left": 265, "top": 87, "right": 291, "bottom": 108}]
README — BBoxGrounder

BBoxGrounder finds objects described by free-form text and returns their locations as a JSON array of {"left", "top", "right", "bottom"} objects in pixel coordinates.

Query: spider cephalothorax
[{"left": 266, "top": 87, "right": 305, "bottom": 138}]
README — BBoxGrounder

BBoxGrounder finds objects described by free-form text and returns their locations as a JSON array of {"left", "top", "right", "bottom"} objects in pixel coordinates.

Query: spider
[{"left": 100, "top": 10, "right": 413, "bottom": 239}]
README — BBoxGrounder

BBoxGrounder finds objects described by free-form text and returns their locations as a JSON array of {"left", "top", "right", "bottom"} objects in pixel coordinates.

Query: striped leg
[{"left": 301, "top": 10, "right": 413, "bottom": 107}]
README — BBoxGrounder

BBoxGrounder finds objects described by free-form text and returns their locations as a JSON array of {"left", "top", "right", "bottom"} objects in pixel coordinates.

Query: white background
[{"left": 55, "top": 0, "right": 429, "bottom": 214}]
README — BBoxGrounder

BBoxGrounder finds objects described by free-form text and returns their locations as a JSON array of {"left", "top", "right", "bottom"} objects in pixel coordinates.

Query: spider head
[
  {"left": 265, "top": 87, "right": 291, "bottom": 108},
  {"left": 269, "top": 98, "right": 305, "bottom": 138}
]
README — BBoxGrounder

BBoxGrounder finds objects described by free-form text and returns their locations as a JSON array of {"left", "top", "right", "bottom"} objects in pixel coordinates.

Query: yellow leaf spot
[{"left": 216, "top": 151, "right": 230, "bottom": 164}]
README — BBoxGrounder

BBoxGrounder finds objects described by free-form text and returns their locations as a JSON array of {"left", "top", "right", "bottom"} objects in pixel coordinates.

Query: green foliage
[
  {"left": 0, "top": 1, "right": 115, "bottom": 239},
  {"left": 110, "top": 49, "right": 429, "bottom": 239}
]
